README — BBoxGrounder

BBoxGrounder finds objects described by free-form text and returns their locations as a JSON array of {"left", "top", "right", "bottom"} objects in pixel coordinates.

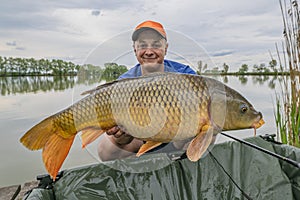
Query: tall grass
[{"left": 275, "top": 0, "right": 300, "bottom": 147}]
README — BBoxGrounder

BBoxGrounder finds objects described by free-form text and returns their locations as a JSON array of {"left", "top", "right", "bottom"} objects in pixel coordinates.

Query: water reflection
[
  {"left": 219, "top": 75, "right": 284, "bottom": 89},
  {"left": 0, "top": 75, "right": 109, "bottom": 96},
  {"left": 0, "top": 74, "right": 285, "bottom": 96}
]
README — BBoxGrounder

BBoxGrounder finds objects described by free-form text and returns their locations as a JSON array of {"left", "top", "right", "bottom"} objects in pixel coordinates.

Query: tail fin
[
  {"left": 20, "top": 115, "right": 75, "bottom": 180},
  {"left": 42, "top": 134, "right": 75, "bottom": 180},
  {"left": 20, "top": 116, "right": 56, "bottom": 150}
]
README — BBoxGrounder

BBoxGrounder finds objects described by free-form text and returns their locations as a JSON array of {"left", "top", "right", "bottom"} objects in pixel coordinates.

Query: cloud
[
  {"left": 5, "top": 41, "right": 25, "bottom": 51},
  {"left": 91, "top": 10, "right": 101, "bottom": 16},
  {"left": 211, "top": 50, "right": 235, "bottom": 57},
  {"left": 6, "top": 41, "right": 17, "bottom": 46},
  {"left": 15, "top": 47, "right": 26, "bottom": 51}
]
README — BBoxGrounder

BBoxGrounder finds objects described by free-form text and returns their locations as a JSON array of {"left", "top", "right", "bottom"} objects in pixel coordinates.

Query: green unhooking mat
[{"left": 23, "top": 136, "right": 300, "bottom": 200}]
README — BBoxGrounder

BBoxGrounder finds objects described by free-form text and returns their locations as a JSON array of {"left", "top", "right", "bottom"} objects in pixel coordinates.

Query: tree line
[
  {"left": 197, "top": 59, "right": 288, "bottom": 75},
  {"left": 0, "top": 56, "right": 80, "bottom": 76},
  {"left": 0, "top": 56, "right": 128, "bottom": 79},
  {"left": 1, "top": 55, "right": 287, "bottom": 78}
]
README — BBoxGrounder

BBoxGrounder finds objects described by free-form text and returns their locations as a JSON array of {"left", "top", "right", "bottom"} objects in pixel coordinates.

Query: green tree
[
  {"left": 239, "top": 64, "right": 248, "bottom": 73},
  {"left": 269, "top": 59, "right": 278, "bottom": 72},
  {"left": 252, "top": 63, "right": 266, "bottom": 73},
  {"left": 20, "top": 58, "right": 26, "bottom": 74},
  {"left": 223, "top": 63, "right": 229, "bottom": 73},
  {"left": 0, "top": 56, "right": 5, "bottom": 75},
  {"left": 197, "top": 60, "right": 208, "bottom": 74},
  {"left": 102, "top": 63, "right": 128, "bottom": 81}
]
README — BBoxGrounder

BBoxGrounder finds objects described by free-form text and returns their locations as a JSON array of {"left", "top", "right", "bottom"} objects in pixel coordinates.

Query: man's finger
[
  {"left": 114, "top": 130, "right": 125, "bottom": 138},
  {"left": 106, "top": 126, "right": 120, "bottom": 135}
]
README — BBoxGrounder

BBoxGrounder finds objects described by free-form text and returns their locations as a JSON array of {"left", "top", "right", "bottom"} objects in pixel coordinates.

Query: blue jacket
[{"left": 118, "top": 59, "right": 196, "bottom": 79}]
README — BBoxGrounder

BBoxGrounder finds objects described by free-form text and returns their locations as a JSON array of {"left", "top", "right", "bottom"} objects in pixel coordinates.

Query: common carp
[{"left": 20, "top": 72, "right": 264, "bottom": 180}]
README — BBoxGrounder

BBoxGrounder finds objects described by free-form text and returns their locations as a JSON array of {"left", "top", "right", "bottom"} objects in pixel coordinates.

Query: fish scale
[{"left": 106, "top": 73, "right": 210, "bottom": 141}]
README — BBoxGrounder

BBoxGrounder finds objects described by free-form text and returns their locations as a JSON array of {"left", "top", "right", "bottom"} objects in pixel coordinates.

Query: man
[{"left": 98, "top": 20, "right": 196, "bottom": 161}]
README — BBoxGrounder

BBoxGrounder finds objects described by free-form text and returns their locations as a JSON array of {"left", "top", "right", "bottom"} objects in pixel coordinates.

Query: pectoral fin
[
  {"left": 186, "top": 126, "right": 214, "bottom": 162},
  {"left": 81, "top": 127, "right": 105, "bottom": 148},
  {"left": 136, "top": 141, "right": 163, "bottom": 157}
]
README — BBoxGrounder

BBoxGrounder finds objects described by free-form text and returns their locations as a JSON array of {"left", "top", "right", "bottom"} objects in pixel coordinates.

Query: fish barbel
[{"left": 20, "top": 72, "right": 264, "bottom": 179}]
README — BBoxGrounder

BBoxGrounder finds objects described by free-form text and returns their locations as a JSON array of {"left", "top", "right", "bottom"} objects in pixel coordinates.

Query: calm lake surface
[{"left": 0, "top": 75, "right": 282, "bottom": 187}]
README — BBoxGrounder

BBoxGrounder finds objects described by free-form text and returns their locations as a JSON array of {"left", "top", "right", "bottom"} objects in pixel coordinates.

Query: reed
[{"left": 275, "top": 0, "right": 300, "bottom": 147}]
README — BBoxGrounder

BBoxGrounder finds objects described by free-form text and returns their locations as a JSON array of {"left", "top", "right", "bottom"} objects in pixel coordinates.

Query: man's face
[{"left": 134, "top": 29, "right": 168, "bottom": 73}]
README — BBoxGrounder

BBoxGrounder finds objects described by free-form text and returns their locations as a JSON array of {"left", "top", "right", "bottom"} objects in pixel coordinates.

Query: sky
[{"left": 0, "top": 0, "right": 285, "bottom": 71}]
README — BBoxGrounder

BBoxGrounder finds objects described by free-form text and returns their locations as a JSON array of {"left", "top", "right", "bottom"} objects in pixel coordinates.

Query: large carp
[{"left": 20, "top": 72, "right": 264, "bottom": 180}]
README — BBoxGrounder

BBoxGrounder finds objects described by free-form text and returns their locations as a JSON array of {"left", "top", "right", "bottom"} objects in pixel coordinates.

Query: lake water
[{"left": 0, "top": 75, "right": 282, "bottom": 187}]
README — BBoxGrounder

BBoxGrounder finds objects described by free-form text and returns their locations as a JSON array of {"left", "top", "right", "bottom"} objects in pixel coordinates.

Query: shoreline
[{"left": 0, "top": 180, "right": 38, "bottom": 200}]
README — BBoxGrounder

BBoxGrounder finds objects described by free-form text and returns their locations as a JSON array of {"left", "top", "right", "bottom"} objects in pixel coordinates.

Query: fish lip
[{"left": 251, "top": 115, "right": 265, "bottom": 129}]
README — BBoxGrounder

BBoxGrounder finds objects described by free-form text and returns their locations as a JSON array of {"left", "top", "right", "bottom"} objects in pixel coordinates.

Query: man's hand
[
  {"left": 98, "top": 126, "right": 143, "bottom": 161},
  {"left": 106, "top": 126, "right": 134, "bottom": 145}
]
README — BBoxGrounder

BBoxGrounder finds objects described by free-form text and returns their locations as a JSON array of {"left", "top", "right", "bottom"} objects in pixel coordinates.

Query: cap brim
[{"left": 132, "top": 27, "right": 166, "bottom": 41}]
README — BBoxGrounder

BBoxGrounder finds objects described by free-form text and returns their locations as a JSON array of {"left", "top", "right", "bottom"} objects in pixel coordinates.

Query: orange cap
[{"left": 132, "top": 20, "right": 167, "bottom": 41}]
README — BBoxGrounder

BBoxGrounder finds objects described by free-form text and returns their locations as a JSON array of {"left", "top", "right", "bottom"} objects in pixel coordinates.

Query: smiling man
[
  {"left": 120, "top": 20, "right": 196, "bottom": 78},
  {"left": 98, "top": 20, "right": 196, "bottom": 161}
]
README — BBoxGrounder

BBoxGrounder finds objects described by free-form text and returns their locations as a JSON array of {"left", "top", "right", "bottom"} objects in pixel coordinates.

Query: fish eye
[{"left": 240, "top": 104, "right": 248, "bottom": 113}]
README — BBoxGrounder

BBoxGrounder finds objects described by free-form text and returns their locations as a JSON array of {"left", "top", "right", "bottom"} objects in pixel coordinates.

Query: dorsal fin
[{"left": 81, "top": 80, "right": 118, "bottom": 95}]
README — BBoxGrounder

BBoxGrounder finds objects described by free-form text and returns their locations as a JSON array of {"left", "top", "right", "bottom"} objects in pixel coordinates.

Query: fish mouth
[
  {"left": 252, "top": 118, "right": 265, "bottom": 129},
  {"left": 251, "top": 112, "right": 265, "bottom": 129},
  {"left": 251, "top": 115, "right": 265, "bottom": 136}
]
